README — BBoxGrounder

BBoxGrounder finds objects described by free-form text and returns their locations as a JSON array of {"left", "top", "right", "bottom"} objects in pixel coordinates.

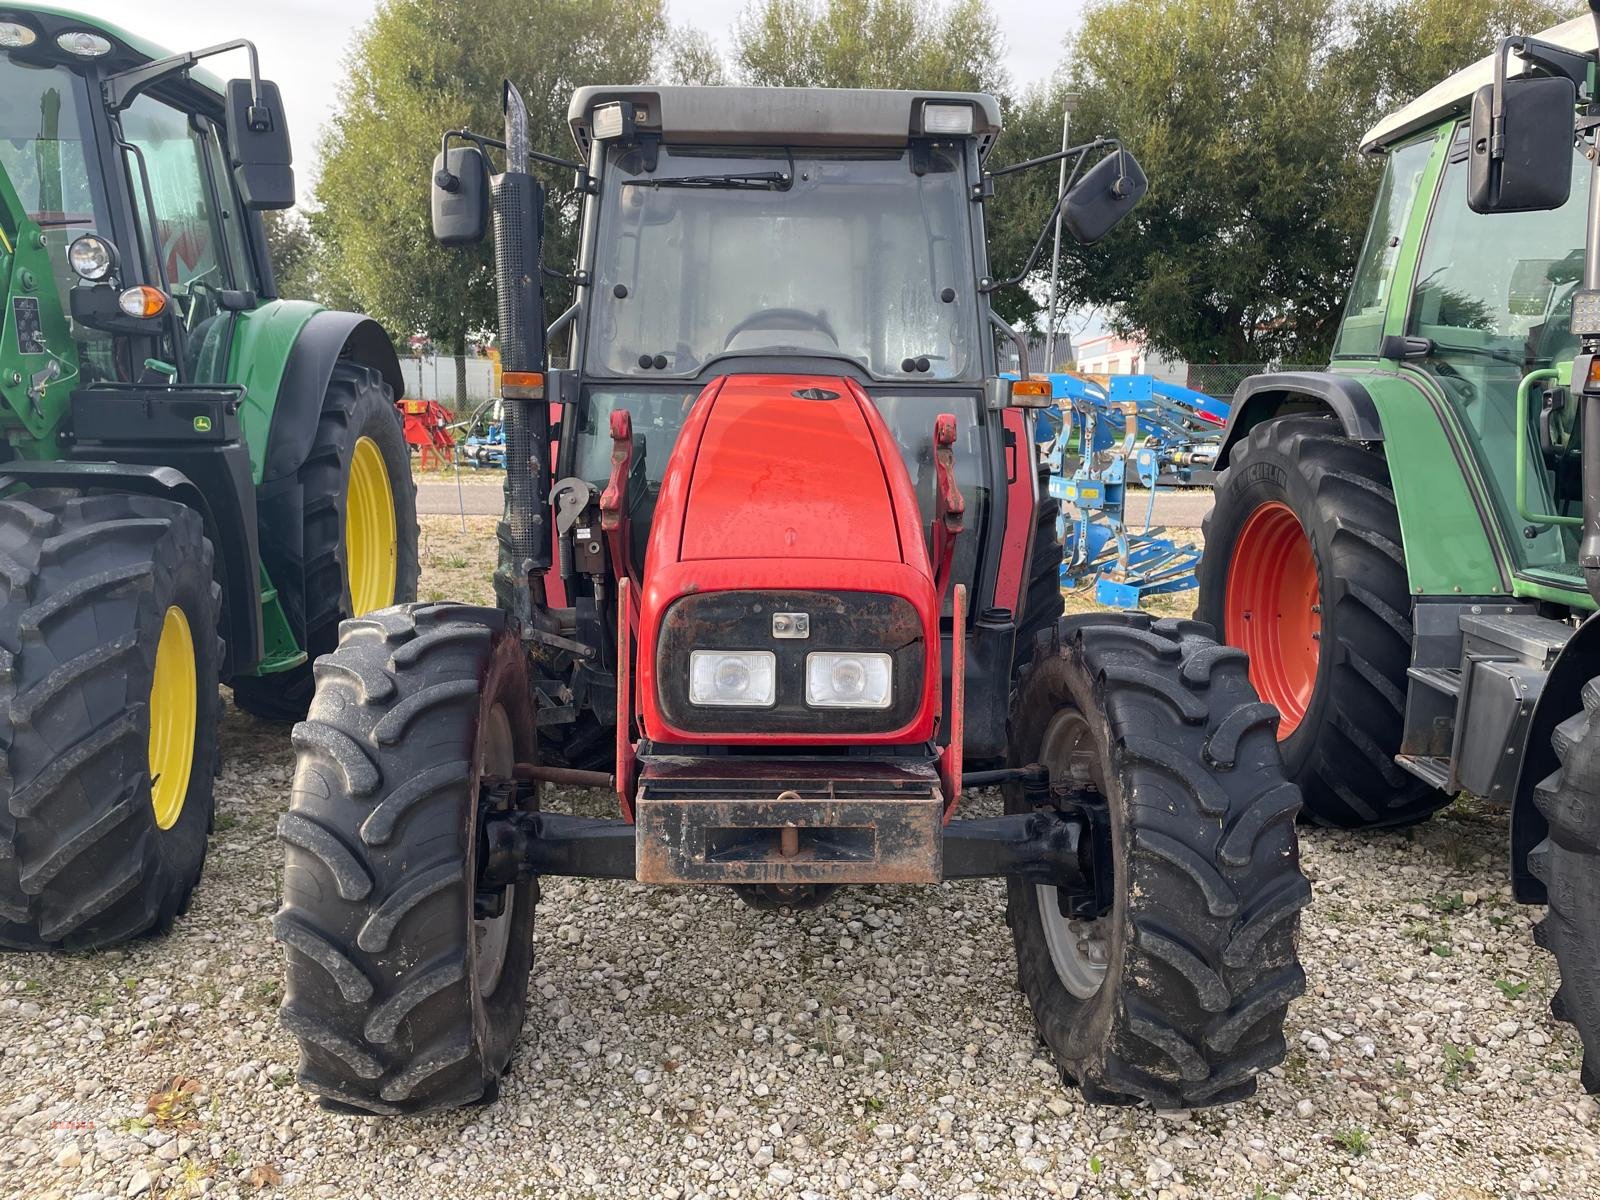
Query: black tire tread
[
  {"left": 0, "top": 491, "right": 222, "bottom": 951},
  {"left": 1199, "top": 415, "right": 1447, "bottom": 829},
  {"left": 1006, "top": 613, "right": 1307, "bottom": 1108},
  {"left": 233, "top": 363, "right": 418, "bottom": 721},
  {"left": 277, "top": 603, "right": 534, "bottom": 1114},
  {"left": 1530, "top": 675, "right": 1600, "bottom": 1094}
]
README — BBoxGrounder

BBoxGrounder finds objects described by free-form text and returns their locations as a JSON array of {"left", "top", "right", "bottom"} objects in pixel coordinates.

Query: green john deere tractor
[
  {"left": 0, "top": 6, "right": 417, "bottom": 951},
  {"left": 1199, "top": 6, "right": 1600, "bottom": 1090}
]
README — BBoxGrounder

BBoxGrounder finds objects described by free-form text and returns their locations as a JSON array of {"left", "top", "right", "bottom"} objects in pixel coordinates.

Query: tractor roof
[
  {"left": 568, "top": 86, "right": 1004, "bottom": 160},
  {"left": 1361, "top": 14, "right": 1594, "bottom": 152},
  {"left": 0, "top": 4, "right": 226, "bottom": 97}
]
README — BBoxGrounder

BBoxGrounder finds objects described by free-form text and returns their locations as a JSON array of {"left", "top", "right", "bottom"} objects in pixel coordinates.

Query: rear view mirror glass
[
  {"left": 1063, "top": 149, "right": 1148, "bottom": 245},
  {"left": 225, "top": 79, "right": 294, "bottom": 210},
  {"left": 1469, "top": 75, "right": 1575, "bottom": 214},
  {"left": 431, "top": 146, "right": 490, "bottom": 245}
]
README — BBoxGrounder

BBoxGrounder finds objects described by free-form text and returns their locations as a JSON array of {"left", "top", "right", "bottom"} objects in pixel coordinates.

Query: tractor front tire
[
  {"left": 233, "top": 362, "right": 418, "bottom": 722},
  {"left": 0, "top": 491, "right": 222, "bottom": 950},
  {"left": 277, "top": 604, "right": 537, "bottom": 1113},
  {"left": 1530, "top": 675, "right": 1600, "bottom": 1094},
  {"left": 1198, "top": 415, "right": 1447, "bottom": 828},
  {"left": 1005, "top": 614, "right": 1309, "bottom": 1107}
]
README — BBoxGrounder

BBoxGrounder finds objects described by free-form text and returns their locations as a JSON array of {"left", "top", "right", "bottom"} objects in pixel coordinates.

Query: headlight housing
[
  {"left": 655, "top": 590, "right": 924, "bottom": 736},
  {"left": 68, "top": 234, "right": 116, "bottom": 282},
  {"left": 806, "top": 652, "right": 892, "bottom": 709},
  {"left": 689, "top": 650, "right": 776, "bottom": 707}
]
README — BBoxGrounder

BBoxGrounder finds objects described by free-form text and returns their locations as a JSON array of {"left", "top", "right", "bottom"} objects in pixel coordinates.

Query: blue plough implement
[{"left": 1038, "top": 373, "right": 1228, "bottom": 609}]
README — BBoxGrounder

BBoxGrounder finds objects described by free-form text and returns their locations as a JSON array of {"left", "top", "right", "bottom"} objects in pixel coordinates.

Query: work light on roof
[
  {"left": 56, "top": 30, "right": 111, "bottom": 58},
  {"left": 592, "top": 101, "right": 629, "bottom": 141},
  {"left": 0, "top": 21, "right": 36, "bottom": 48},
  {"left": 922, "top": 103, "right": 975, "bottom": 136}
]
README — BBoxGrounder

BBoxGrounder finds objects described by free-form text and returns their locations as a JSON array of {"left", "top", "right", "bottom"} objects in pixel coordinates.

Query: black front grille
[{"left": 655, "top": 589, "right": 925, "bottom": 736}]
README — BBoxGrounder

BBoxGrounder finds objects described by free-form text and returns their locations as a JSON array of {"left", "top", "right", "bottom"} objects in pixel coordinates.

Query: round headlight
[
  {"left": 0, "top": 22, "right": 38, "bottom": 48},
  {"left": 56, "top": 31, "right": 112, "bottom": 58},
  {"left": 68, "top": 234, "right": 116, "bottom": 282}
]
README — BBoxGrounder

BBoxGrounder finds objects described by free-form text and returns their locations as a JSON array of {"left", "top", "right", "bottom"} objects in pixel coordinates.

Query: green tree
[
  {"left": 262, "top": 209, "right": 315, "bottom": 301},
  {"left": 1001, "top": 0, "right": 1578, "bottom": 364},
  {"left": 664, "top": 27, "right": 729, "bottom": 86},
  {"left": 732, "top": 0, "right": 1005, "bottom": 93},
  {"left": 315, "top": 0, "right": 666, "bottom": 404}
]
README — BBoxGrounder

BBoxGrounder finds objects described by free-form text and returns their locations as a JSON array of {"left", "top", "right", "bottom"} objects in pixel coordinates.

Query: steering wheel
[{"left": 723, "top": 307, "right": 837, "bottom": 347}]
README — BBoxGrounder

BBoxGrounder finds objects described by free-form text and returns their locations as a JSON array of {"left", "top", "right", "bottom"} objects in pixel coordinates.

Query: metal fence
[
  {"left": 1184, "top": 363, "right": 1326, "bottom": 399},
  {"left": 397, "top": 355, "right": 496, "bottom": 409}
]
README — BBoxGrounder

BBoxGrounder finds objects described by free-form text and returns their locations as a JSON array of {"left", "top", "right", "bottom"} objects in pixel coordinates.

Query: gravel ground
[{"left": 3, "top": 516, "right": 1600, "bottom": 1200}]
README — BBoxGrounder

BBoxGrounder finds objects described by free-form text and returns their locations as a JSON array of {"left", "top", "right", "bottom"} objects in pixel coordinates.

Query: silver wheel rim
[
  {"left": 475, "top": 703, "right": 516, "bottom": 996},
  {"left": 1034, "top": 708, "right": 1111, "bottom": 1000}
]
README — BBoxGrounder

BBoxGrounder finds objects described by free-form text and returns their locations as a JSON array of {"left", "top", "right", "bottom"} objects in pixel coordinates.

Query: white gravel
[{"left": 3, "top": 723, "right": 1599, "bottom": 1200}]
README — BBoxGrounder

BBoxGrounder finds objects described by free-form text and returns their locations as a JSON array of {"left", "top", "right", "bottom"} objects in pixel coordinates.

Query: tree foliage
[
  {"left": 999, "top": 0, "right": 1580, "bottom": 364},
  {"left": 732, "top": 0, "right": 1005, "bottom": 93},
  {"left": 314, "top": 0, "right": 666, "bottom": 394}
]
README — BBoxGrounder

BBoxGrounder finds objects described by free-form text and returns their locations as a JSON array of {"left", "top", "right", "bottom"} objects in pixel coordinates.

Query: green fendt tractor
[
  {"left": 0, "top": 6, "right": 417, "bottom": 951},
  {"left": 1198, "top": 6, "right": 1600, "bottom": 1090}
]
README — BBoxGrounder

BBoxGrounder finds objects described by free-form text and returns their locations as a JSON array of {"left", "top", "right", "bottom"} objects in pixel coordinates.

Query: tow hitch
[{"left": 475, "top": 761, "right": 1113, "bottom": 920}]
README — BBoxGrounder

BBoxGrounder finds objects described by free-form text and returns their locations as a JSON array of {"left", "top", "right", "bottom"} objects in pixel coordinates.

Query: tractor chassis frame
[{"left": 477, "top": 764, "right": 1114, "bottom": 913}]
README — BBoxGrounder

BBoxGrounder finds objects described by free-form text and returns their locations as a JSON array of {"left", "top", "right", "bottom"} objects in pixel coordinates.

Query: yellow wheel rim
[
  {"left": 346, "top": 436, "right": 398, "bottom": 616},
  {"left": 148, "top": 605, "right": 197, "bottom": 831}
]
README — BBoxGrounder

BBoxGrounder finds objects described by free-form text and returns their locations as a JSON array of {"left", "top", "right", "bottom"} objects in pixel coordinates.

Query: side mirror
[
  {"left": 1063, "top": 148, "right": 1148, "bottom": 245},
  {"left": 225, "top": 79, "right": 294, "bottom": 210},
  {"left": 432, "top": 145, "right": 490, "bottom": 245},
  {"left": 1469, "top": 74, "right": 1575, "bottom": 214}
]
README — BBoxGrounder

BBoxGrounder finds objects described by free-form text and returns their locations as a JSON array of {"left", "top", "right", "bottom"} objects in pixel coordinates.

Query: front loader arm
[{"left": 0, "top": 161, "right": 79, "bottom": 449}]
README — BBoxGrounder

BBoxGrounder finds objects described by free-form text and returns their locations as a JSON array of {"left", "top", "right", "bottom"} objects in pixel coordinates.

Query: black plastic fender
[
  {"left": 1511, "top": 611, "right": 1600, "bottom": 903},
  {"left": 261, "top": 312, "right": 404, "bottom": 485},
  {"left": 1215, "top": 372, "right": 1385, "bottom": 469}
]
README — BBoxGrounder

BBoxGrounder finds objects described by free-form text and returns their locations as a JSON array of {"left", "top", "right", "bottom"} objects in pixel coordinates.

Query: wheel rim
[
  {"left": 1225, "top": 500, "right": 1320, "bottom": 737},
  {"left": 1035, "top": 708, "right": 1111, "bottom": 1000},
  {"left": 148, "top": 605, "right": 197, "bottom": 831},
  {"left": 475, "top": 703, "right": 516, "bottom": 996},
  {"left": 346, "top": 436, "right": 398, "bottom": 616}
]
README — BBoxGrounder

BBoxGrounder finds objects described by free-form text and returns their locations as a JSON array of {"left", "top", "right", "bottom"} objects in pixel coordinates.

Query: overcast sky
[{"left": 70, "top": 0, "right": 1084, "bottom": 185}]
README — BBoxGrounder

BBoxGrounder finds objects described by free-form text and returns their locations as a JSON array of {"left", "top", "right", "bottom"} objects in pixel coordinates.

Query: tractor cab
[{"left": 559, "top": 89, "right": 1007, "bottom": 622}]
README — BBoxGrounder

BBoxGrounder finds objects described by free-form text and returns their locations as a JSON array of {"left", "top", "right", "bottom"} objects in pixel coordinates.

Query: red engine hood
[{"left": 670, "top": 374, "right": 919, "bottom": 565}]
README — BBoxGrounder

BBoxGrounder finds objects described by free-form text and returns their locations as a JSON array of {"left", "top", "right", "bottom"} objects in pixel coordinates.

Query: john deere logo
[{"left": 192, "top": 415, "right": 212, "bottom": 433}]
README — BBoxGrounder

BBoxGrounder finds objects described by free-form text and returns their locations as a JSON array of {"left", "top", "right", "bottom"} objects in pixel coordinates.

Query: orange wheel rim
[{"left": 1225, "top": 501, "right": 1320, "bottom": 737}]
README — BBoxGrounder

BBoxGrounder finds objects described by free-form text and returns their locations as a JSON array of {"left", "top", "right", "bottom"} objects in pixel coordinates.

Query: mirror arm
[
  {"left": 978, "top": 145, "right": 1095, "bottom": 293},
  {"left": 990, "top": 311, "right": 1029, "bottom": 378},
  {"left": 987, "top": 135, "right": 1110, "bottom": 179},
  {"left": 439, "top": 129, "right": 589, "bottom": 189},
  {"left": 104, "top": 39, "right": 264, "bottom": 118}
]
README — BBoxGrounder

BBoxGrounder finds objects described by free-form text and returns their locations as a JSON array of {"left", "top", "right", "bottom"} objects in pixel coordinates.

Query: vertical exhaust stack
[{"left": 492, "top": 82, "right": 551, "bottom": 621}]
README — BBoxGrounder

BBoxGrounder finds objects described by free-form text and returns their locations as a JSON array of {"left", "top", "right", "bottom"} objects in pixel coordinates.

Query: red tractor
[{"left": 274, "top": 84, "right": 1308, "bottom": 1114}]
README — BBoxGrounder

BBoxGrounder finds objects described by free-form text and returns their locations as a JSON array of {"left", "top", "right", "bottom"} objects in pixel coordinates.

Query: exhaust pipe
[{"left": 492, "top": 82, "right": 552, "bottom": 618}]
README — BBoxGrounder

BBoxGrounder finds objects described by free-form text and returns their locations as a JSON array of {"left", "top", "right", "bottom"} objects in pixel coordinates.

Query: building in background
[{"left": 1074, "top": 332, "right": 1187, "bottom": 384}]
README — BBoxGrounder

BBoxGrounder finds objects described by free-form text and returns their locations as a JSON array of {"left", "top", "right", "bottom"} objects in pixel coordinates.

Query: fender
[
  {"left": 1510, "top": 612, "right": 1600, "bottom": 903},
  {"left": 1215, "top": 371, "right": 1384, "bottom": 469},
  {"left": 0, "top": 458, "right": 262, "bottom": 677},
  {"left": 260, "top": 311, "right": 405, "bottom": 485}
]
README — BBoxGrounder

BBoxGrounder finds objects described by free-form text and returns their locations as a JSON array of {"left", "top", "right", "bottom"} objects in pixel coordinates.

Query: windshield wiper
[{"left": 622, "top": 170, "right": 792, "bottom": 192}]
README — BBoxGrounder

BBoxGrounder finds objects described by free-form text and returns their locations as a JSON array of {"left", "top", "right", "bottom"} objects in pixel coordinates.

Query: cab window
[
  {"left": 1332, "top": 135, "right": 1432, "bottom": 359},
  {"left": 119, "top": 93, "right": 235, "bottom": 377}
]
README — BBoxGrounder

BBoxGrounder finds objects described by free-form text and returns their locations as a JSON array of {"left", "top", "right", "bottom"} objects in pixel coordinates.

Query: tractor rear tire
[
  {"left": 1005, "top": 614, "right": 1308, "bottom": 1107},
  {"left": 1529, "top": 675, "right": 1600, "bottom": 1094},
  {"left": 233, "top": 362, "right": 418, "bottom": 722},
  {"left": 1013, "top": 468, "right": 1065, "bottom": 676},
  {"left": 1197, "top": 415, "right": 1447, "bottom": 829},
  {"left": 277, "top": 604, "right": 537, "bottom": 1113},
  {"left": 0, "top": 491, "right": 222, "bottom": 950}
]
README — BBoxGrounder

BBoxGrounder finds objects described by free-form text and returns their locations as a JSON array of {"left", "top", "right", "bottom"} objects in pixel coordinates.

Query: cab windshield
[{"left": 586, "top": 144, "right": 981, "bottom": 382}]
